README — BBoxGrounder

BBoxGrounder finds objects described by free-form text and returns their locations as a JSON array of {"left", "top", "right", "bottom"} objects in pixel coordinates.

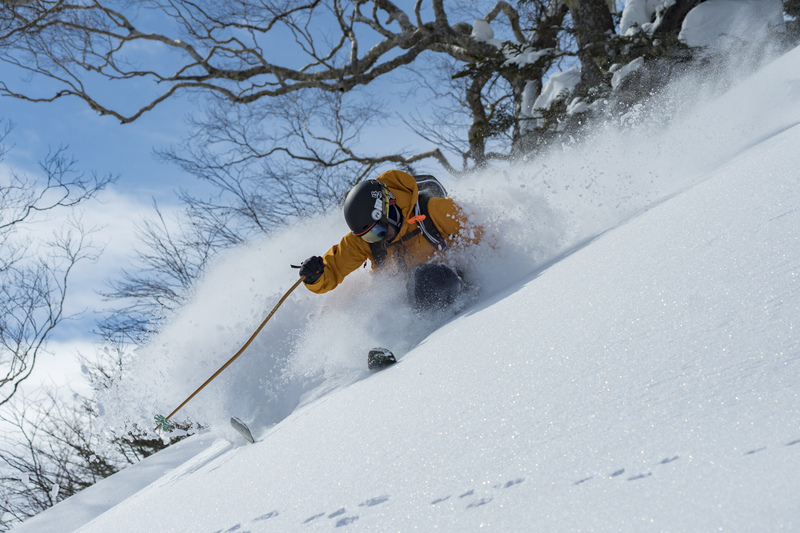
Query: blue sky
[{"left": 1, "top": 84, "right": 194, "bottom": 202}]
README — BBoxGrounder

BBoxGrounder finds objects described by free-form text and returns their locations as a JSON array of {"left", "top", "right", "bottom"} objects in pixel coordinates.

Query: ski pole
[{"left": 154, "top": 276, "right": 305, "bottom": 432}]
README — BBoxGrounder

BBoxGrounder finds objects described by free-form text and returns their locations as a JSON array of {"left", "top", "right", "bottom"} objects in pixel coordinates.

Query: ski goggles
[{"left": 356, "top": 221, "right": 390, "bottom": 243}]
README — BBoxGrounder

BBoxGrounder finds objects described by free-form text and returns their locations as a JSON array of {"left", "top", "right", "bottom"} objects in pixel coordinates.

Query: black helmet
[{"left": 343, "top": 180, "right": 392, "bottom": 239}]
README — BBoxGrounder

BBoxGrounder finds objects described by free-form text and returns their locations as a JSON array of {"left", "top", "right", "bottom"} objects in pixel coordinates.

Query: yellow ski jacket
[{"left": 305, "top": 170, "right": 481, "bottom": 294}]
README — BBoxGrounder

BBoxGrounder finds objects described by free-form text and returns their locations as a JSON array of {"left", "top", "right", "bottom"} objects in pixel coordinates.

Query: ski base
[
  {"left": 368, "top": 347, "right": 397, "bottom": 370},
  {"left": 230, "top": 416, "right": 255, "bottom": 444}
]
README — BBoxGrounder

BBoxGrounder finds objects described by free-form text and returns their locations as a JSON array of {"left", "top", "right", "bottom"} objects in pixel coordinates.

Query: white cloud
[{"left": 1, "top": 176, "right": 181, "bottom": 395}]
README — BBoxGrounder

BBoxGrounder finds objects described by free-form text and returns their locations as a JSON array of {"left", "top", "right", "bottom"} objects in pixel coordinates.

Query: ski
[
  {"left": 368, "top": 347, "right": 397, "bottom": 370},
  {"left": 230, "top": 416, "right": 255, "bottom": 444}
]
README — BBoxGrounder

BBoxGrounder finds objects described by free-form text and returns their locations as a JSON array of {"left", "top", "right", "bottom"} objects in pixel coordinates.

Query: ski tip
[
  {"left": 230, "top": 416, "right": 255, "bottom": 444},
  {"left": 368, "top": 347, "right": 397, "bottom": 370}
]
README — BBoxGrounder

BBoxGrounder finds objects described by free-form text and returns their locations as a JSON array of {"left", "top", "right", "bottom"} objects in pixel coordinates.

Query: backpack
[{"left": 369, "top": 174, "right": 448, "bottom": 267}]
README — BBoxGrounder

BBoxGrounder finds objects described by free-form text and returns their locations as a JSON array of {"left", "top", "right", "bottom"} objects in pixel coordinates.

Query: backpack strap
[{"left": 414, "top": 191, "right": 446, "bottom": 251}]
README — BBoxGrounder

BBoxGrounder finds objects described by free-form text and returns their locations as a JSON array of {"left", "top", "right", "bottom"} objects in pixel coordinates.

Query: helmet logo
[{"left": 371, "top": 197, "right": 383, "bottom": 221}]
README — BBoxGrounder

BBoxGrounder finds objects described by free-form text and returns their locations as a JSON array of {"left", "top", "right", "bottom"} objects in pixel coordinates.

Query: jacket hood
[{"left": 376, "top": 170, "right": 419, "bottom": 224}]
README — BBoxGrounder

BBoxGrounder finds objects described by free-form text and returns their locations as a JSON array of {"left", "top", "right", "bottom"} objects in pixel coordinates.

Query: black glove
[{"left": 297, "top": 256, "right": 324, "bottom": 284}]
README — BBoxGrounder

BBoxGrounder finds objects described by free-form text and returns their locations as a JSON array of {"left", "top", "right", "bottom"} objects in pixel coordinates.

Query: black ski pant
[{"left": 406, "top": 263, "right": 464, "bottom": 311}]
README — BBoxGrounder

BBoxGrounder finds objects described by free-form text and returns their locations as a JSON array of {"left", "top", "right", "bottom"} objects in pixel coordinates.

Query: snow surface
[
  {"left": 620, "top": 0, "right": 675, "bottom": 35},
  {"left": 679, "top": 0, "right": 784, "bottom": 48},
  {"left": 471, "top": 18, "right": 496, "bottom": 44},
  {"left": 620, "top": 0, "right": 783, "bottom": 45},
  {"left": 530, "top": 64, "right": 581, "bottom": 122},
  {"left": 11, "top": 42, "right": 800, "bottom": 533},
  {"left": 611, "top": 57, "right": 645, "bottom": 90}
]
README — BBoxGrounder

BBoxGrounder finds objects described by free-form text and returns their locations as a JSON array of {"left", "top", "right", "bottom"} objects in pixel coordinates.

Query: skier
[{"left": 296, "top": 169, "right": 482, "bottom": 312}]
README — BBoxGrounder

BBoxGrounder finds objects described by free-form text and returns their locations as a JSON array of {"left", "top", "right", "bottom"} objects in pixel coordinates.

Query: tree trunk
[
  {"left": 466, "top": 71, "right": 492, "bottom": 168},
  {"left": 567, "top": 0, "right": 615, "bottom": 94},
  {"left": 508, "top": 2, "right": 569, "bottom": 155}
]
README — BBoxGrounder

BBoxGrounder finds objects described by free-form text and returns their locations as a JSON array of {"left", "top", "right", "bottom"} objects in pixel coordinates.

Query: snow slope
[{"left": 13, "top": 45, "right": 800, "bottom": 533}]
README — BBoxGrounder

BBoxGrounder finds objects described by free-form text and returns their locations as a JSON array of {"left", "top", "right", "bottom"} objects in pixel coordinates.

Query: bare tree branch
[
  {"left": 0, "top": 123, "right": 114, "bottom": 405},
  {"left": 0, "top": 1, "right": 489, "bottom": 123},
  {"left": 485, "top": 1, "right": 527, "bottom": 43}
]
